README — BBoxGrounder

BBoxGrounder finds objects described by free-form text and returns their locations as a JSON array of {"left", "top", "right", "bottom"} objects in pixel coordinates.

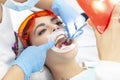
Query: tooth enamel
[{"left": 55, "top": 35, "right": 65, "bottom": 42}]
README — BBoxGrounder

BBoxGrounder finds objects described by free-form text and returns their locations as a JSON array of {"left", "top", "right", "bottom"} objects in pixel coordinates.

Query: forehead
[
  {"left": 30, "top": 16, "right": 59, "bottom": 33},
  {"left": 35, "top": 16, "right": 57, "bottom": 24}
]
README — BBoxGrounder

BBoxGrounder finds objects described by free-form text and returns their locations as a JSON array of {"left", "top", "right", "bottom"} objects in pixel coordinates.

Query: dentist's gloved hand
[
  {"left": 12, "top": 41, "right": 55, "bottom": 80},
  {"left": 52, "top": 0, "right": 87, "bottom": 39}
]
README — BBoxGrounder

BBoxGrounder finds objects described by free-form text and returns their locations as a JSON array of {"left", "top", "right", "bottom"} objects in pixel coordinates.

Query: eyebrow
[
  {"left": 34, "top": 17, "right": 58, "bottom": 34},
  {"left": 51, "top": 17, "right": 57, "bottom": 21}
]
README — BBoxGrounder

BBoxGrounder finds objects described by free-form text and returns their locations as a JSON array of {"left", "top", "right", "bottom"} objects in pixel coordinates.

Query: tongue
[{"left": 64, "top": 38, "right": 73, "bottom": 46}]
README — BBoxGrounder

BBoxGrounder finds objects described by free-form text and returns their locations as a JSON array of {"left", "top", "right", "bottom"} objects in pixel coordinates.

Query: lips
[{"left": 55, "top": 35, "right": 73, "bottom": 48}]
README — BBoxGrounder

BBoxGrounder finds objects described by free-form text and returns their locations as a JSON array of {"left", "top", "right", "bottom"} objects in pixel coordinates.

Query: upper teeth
[{"left": 55, "top": 35, "right": 65, "bottom": 43}]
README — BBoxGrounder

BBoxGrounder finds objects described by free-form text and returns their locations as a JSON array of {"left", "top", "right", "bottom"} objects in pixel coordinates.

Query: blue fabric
[
  {"left": 12, "top": 41, "right": 55, "bottom": 80},
  {"left": 52, "top": 0, "right": 86, "bottom": 39},
  {"left": 4, "top": 0, "right": 39, "bottom": 11},
  {"left": 72, "top": 68, "right": 95, "bottom": 80},
  {"left": 81, "top": 68, "right": 95, "bottom": 80}
]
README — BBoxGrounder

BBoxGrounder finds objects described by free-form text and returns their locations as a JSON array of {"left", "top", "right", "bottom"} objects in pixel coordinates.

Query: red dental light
[{"left": 77, "top": 0, "right": 119, "bottom": 33}]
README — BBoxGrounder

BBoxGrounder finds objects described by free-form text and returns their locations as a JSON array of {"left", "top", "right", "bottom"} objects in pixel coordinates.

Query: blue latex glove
[
  {"left": 52, "top": 0, "right": 87, "bottom": 39},
  {"left": 12, "top": 41, "right": 55, "bottom": 80}
]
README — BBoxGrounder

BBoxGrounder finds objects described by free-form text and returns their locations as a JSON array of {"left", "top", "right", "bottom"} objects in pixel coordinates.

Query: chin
[
  {"left": 48, "top": 44, "right": 78, "bottom": 62},
  {"left": 46, "top": 42, "right": 78, "bottom": 63}
]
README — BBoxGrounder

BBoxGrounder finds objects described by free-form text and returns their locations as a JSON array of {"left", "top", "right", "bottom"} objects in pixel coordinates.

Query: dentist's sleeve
[
  {"left": 0, "top": 4, "right": 16, "bottom": 79},
  {"left": 95, "top": 61, "right": 120, "bottom": 80}
]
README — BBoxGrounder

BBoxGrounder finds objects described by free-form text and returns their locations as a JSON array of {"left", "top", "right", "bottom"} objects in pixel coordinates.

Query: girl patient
[{"left": 18, "top": 10, "right": 95, "bottom": 80}]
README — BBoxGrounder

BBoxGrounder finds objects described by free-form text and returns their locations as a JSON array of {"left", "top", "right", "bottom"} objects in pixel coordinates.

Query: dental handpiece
[{"left": 66, "top": 13, "right": 88, "bottom": 40}]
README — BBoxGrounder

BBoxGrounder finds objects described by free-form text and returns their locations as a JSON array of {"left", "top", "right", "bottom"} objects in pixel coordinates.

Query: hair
[{"left": 18, "top": 10, "right": 57, "bottom": 48}]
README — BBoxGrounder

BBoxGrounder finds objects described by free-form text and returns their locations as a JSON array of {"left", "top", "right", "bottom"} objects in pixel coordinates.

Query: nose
[{"left": 52, "top": 25, "right": 60, "bottom": 32}]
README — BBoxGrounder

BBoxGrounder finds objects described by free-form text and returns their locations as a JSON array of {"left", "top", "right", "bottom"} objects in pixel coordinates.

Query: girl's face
[
  {"left": 29, "top": 16, "right": 78, "bottom": 65},
  {"left": 29, "top": 16, "right": 64, "bottom": 46}
]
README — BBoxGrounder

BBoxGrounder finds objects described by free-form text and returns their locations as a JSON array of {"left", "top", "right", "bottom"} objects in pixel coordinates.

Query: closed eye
[
  {"left": 56, "top": 21, "right": 63, "bottom": 26},
  {"left": 38, "top": 29, "right": 47, "bottom": 35}
]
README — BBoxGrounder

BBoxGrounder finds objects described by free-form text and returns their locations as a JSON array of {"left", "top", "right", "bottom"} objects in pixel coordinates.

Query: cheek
[{"left": 30, "top": 35, "right": 48, "bottom": 46}]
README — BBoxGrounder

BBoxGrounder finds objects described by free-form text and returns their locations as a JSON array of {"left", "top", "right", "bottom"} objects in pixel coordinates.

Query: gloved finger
[{"left": 38, "top": 41, "right": 55, "bottom": 50}]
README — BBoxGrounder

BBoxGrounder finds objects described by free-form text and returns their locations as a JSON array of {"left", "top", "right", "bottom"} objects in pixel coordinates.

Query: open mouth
[{"left": 55, "top": 34, "right": 73, "bottom": 48}]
